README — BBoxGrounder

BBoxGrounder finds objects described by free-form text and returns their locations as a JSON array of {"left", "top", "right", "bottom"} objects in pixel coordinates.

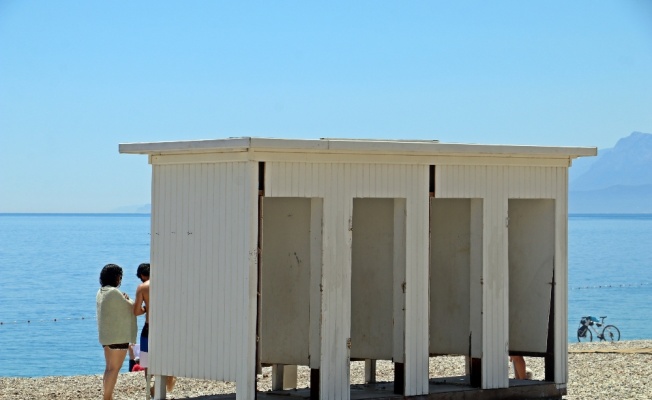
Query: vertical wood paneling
[
  {"left": 190, "top": 165, "right": 200, "bottom": 378},
  {"left": 225, "top": 163, "right": 235, "bottom": 379},
  {"left": 150, "top": 164, "right": 162, "bottom": 375},
  {"left": 203, "top": 164, "right": 214, "bottom": 379},
  {"left": 266, "top": 160, "right": 573, "bottom": 394},
  {"left": 151, "top": 161, "right": 257, "bottom": 397},
  {"left": 179, "top": 164, "right": 189, "bottom": 375},
  {"left": 393, "top": 198, "right": 406, "bottom": 364},
  {"left": 147, "top": 154, "right": 574, "bottom": 399},
  {"left": 238, "top": 161, "right": 258, "bottom": 400},
  {"left": 436, "top": 164, "right": 570, "bottom": 389},
  {"left": 343, "top": 163, "right": 353, "bottom": 399},
  {"left": 405, "top": 165, "right": 430, "bottom": 396},
  {"left": 555, "top": 167, "right": 568, "bottom": 384},
  {"left": 264, "top": 162, "right": 431, "bottom": 398},
  {"left": 196, "top": 164, "right": 207, "bottom": 379},
  {"left": 469, "top": 199, "right": 484, "bottom": 358},
  {"left": 482, "top": 166, "right": 509, "bottom": 389},
  {"left": 310, "top": 198, "right": 324, "bottom": 369}
]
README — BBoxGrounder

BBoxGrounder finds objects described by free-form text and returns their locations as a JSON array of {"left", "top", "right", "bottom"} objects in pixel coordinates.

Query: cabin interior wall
[
  {"left": 508, "top": 199, "right": 555, "bottom": 353},
  {"left": 429, "top": 198, "right": 473, "bottom": 355},
  {"left": 351, "top": 198, "right": 395, "bottom": 360},
  {"left": 260, "top": 197, "right": 312, "bottom": 365}
]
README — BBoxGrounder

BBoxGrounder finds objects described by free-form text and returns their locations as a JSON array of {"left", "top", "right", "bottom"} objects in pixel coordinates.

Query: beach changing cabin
[{"left": 120, "top": 137, "right": 596, "bottom": 400}]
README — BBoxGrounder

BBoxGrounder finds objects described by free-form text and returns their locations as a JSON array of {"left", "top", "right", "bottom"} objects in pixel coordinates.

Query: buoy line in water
[
  {"left": 0, "top": 316, "right": 96, "bottom": 325},
  {"left": 570, "top": 282, "right": 652, "bottom": 290}
]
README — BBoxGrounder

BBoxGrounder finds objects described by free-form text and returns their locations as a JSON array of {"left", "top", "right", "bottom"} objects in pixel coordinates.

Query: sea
[{"left": 0, "top": 213, "right": 651, "bottom": 378}]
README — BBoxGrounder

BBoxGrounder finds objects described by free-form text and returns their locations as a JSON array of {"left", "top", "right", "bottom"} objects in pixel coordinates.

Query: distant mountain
[{"left": 569, "top": 132, "right": 652, "bottom": 213}]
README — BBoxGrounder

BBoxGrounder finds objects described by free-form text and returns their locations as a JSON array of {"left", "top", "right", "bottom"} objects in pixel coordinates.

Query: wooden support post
[
  {"left": 272, "top": 364, "right": 283, "bottom": 391},
  {"left": 272, "top": 364, "right": 298, "bottom": 390},
  {"left": 153, "top": 375, "right": 167, "bottom": 400},
  {"left": 310, "top": 368, "right": 320, "bottom": 400},
  {"left": 545, "top": 278, "right": 555, "bottom": 381},
  {"left": 470, "top": 358, "right": 482, "bottom": 388},
  {"left": 145, "top": 371, "right": 152, "bottom": 400},
  {"left": 393, "top": 362, "right": 404, "bottom": 395},
  {"left": 364, "top": 359, "right": 376, "bottom": 383}
]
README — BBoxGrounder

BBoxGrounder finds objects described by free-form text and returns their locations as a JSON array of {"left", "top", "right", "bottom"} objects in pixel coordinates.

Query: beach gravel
[{"left": 1, "top": 340, "right": 651, "bottom": 399}]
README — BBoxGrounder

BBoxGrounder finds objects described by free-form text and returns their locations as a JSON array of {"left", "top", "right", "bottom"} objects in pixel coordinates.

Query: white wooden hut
[{"left": 119, "top": 137, "right": 596, "bottom": 400}]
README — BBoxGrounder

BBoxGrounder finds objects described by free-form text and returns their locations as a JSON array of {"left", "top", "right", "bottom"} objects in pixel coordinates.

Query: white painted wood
[
  {"left": 351, "top": 198, "right": 394, "bottom": 360},
  {"left": 149, "top": 162, "right": 257, "bottom": 400},
  {"left": 393, "top": 198, "right": 406, "bottom": 364},
  {"left": 320, "top": 169, "right": 352, "bottom": 400},
  {"left": 364, "top": 359, "right": 377, "bottom": 383},
  {"left": 481, "top": 166, "right": 509, "bottom": 389},
  {"left": 260, "top": 198, "right": 311, "bottom": 365},
  {"left": 434, "top": 164, "right": 571, "bottom": 389},
  {"left": 128, "top": 139, "right": 590, "bottom": 398},
  {"left": 272, "top": 364, "right": 298, "bottom": 390},
  {"left": 404, "top": 167, "right": 430, "bottom": 396},
  {"left": 265, "top": 162, "right": 430, "bottom": 398},
  {"left": 239, "top": 161, "right": 259, "bottom": 400},
  {"left": 554, "top": 167, "right": 569, "bottom": 384},
  {"left": 430, "top": 199, "right": 472, "bottom": 355},
  {"left": 469, "top": 199, "right": 483, "bottom": 359},
  {"left": 153, "top": 375, "right": 166, "bottom": 400},
  {"left": 508, "top": 199, "right": 555, "bottom": 353},
  {"left": 148, "top": 150, "right": 580, "bottom": 169},
  {"left": 309, "top": 198, "right": 323, "bottom": 369},
  {"left": 120, "top": 137, "right": 596, "bottom": 159}
]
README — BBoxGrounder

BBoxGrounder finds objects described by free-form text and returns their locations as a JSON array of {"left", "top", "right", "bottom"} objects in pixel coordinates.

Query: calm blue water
[
  {"left": 0, "top": 214, "right": 150, "bottom": 378},
  {"left": 568, "top": 214, "right": 652, "bottom": 341},
  {"left": 0, "top": 213, "right": 651, "bottom": 377}
]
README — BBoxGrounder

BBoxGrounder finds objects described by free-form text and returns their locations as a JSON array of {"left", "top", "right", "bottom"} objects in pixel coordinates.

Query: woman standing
[{"left": 97, "top": 264, "right": 137, "bottom": 400}]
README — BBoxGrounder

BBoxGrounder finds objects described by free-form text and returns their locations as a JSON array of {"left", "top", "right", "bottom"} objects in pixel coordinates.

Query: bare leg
[
  {"left": 166, "top": 376, "right": 177, "bottom": 392},
  {"left": 511, "top": 356, "right": 527, "bottom": 380},
  {"left": 103, "top": 347, "right": 127, "bottom": 400}
]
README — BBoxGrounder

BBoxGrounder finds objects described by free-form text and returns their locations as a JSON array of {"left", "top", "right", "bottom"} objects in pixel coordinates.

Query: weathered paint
[
  {"left": 266, "top": 162, "right": 430, "bottom": 398},
  {"left": 119, "top": 137, "right": 595, "bottom": 399},
  {"left": 149, "top": 162, "right": 257, "bottom": 398},
  {"left": 434, "top": 165, "right": 568, "bottom": 388}
]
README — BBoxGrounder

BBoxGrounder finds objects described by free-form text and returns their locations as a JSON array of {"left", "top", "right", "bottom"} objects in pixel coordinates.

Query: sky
[{"left": 1, "top": 1, "right": 651, "bottom": 213}]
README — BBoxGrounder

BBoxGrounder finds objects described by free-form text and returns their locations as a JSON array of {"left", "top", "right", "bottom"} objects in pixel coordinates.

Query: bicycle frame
[
  {"left": 577, "top": 316, "right": 619, "bottom": 342},
  {"left": 585, "top": 318, "right": 606, "bottom": 340}
]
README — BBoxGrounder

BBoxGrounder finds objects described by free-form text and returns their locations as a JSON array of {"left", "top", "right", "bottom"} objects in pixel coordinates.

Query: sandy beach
[{"left": 2, "top": 340, "right": 650, "bottom": 400}]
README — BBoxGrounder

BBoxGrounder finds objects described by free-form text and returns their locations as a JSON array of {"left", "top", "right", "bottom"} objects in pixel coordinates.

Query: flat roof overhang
[{"left": 120, "top": 137, "right": 597, "bottom": 158}]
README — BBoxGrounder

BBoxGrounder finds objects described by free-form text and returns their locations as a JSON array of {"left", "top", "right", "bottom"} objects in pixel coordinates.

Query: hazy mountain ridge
[
  {"left": 570, "top": 131, "right": 652, "bottom": 213},
  {"left": 571, "top": 132, "right": 652, "bottom": 190}
]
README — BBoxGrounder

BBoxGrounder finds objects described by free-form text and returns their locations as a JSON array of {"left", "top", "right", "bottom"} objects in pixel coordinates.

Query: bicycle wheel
[
  {"left": 577, "top": 326, "right": 592, "bottom": 342},
  {"left": 602, "top": 325, "right": 620, "bottom": 342}
]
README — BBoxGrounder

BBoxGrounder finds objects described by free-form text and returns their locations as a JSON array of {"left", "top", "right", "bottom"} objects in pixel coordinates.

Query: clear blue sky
[{"left": 1, "top": 1, "right": 651, "bottom": 212}]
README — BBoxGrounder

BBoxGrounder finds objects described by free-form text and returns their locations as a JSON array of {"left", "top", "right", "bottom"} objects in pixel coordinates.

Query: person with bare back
[{"left": 134, "top": 263, "right": 176, "bottom": 393}]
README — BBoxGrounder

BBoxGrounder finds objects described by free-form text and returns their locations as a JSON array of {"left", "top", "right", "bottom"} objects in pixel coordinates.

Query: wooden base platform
[{"left": 172, "top": 377, "right": 565, "bottom": 400}]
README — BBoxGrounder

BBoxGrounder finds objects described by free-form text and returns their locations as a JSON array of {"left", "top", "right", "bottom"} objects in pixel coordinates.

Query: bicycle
[{"left": 577, "top": 316, "right": 620, "bottom": 342}]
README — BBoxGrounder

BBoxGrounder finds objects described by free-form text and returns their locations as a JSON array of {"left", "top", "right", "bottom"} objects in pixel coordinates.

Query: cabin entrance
[{"left": 508, "top": 199, "right": 556, "bottom": 383}]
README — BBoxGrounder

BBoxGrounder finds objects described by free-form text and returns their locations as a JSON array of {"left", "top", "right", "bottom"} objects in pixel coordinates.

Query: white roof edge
[{"left": 119, "top": 137, "right": 598, "bottom": 158}]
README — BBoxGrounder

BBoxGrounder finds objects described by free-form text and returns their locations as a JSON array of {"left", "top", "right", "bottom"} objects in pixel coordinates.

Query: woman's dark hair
[{"left": 100, "top": 264, "right": 123, "bottom": 287}]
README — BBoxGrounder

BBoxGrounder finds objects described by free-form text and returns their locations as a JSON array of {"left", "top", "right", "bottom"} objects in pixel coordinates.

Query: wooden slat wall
[
  {"left": 147, "top": 157, "right": 569, "bottom": 397},
  {"left": 554, "top": 167, "right": 568, "bottom": 385},
  {"left": 435, "top": 165, "right": 568, "bottom": 389},
  {"left": 266, "top": 162, "right": 430, "bottom": 399},
  {"left": 150, "top": 162, "right": 257, "bottom": 399}
]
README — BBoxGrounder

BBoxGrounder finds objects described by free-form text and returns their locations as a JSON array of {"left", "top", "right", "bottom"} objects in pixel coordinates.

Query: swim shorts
[
  {"left": 104, "top": 343, "right": 129, "bottom": 350},
  {"left": 140, "top": 323, "right": 149, "bottom": 368}
]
